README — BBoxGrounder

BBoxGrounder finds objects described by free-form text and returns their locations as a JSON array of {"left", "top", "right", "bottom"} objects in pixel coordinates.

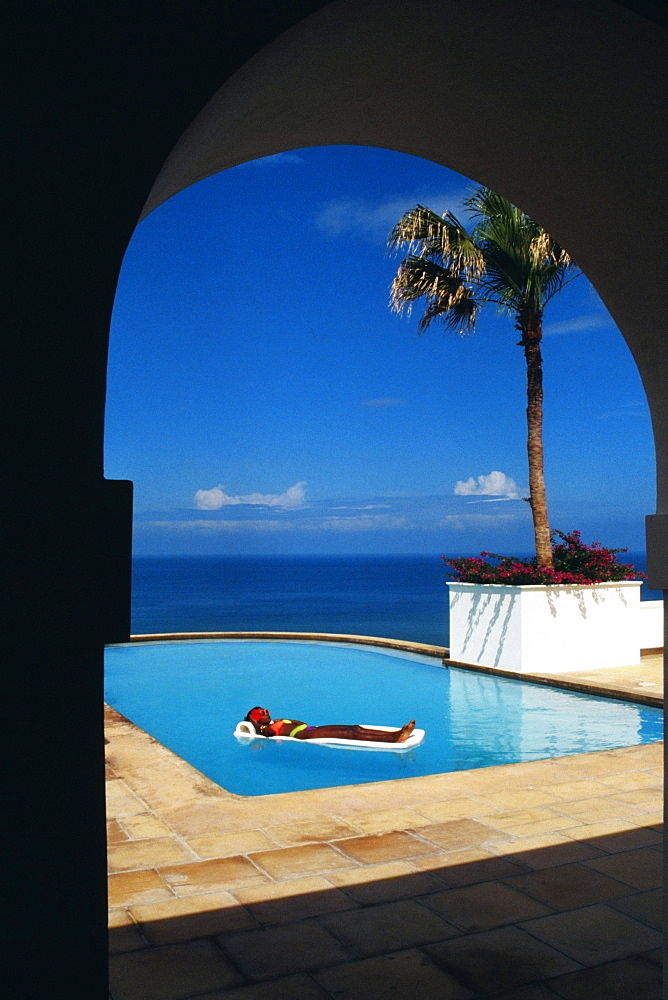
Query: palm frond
[
  {"left": 390, "top": 256, "right": 479, "bottom": 335},
  {"left": 418, "top": 286, "right": 480, "bottom": 335},
  {"left": 388, "top": 205, "right": 485, "bottom": 280}
]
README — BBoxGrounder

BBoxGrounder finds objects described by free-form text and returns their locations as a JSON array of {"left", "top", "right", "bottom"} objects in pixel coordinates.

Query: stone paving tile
[
  {"left": 410, "top": 849, "right": 532, "bottom": 887},
  {"left": 108, "top": 869, "right": 174, "bottom": 908},
  {"left": 129, "top": 891, "right": 257, "bottom": 945},
  {"left": 325, "top": 860, "right": 444, "bottom": 904},
  {"left": 544, "top": 955, "right": 663, "bottom": 1000},
  {"left": 534, "top": 779, "right": 617, "bottom": 801},
  {"left": 248, "top": 842, "right": 359, "bottom": 879},
  {"left": 190, "top": 973, "right": 332, "bottom": 1000},
  {"left": 481, "top": 987, "right": 561, "bottom": 1000},
  {"left": 421, "top": 881, "right": 552, "bottom": 932},
  {"left": 336, "top": 807, "right": 434, "bottom": 835},
  {"left": 478, "top": 808, "right": 573, "bottom": 835},
  {"left": 558, "top": 818, "right": 652, "bottom": 847},
  {"left": 638, "top": 810, "right": 664, "bottom": 826},
  {"left": 121, "top": 774, "right": 219, "bottom": 814},
  {"left": 108, "top": 837, "right": 196, "bottom": 873},
  {"left": 108, "top": 908, "right": 147, "bottom": 954},
  {"left": 475, "top": 788, "right": 562, "bottom": 812},
  {"left": 218, "top": 918, "right": 353, "bottom": 980},
  {"left": 607, "top": 887, "right": 663, "bottom": 930},
  {"left": 312, "top": 947, "right": 475, "bottom": 1000},
  {"left": 158, "top": 801, "right": 250, "bottom": 837},
  {"left": 106, "top": 780, "right": 148, "bottom": 817},
  {"left": 159, "top": 856, "right": 271, "bottom": 895},
  {"left": 261, "top": 816, "right": 360, "bottom": 845},
  {"left": 411, "top": 796, "right": 496, "bottom": 823},
  {"left": 492, "top": 816, "right": 586, "bottom": 840},
  {"left": 186, "top": 828, "right": 279, "bottom": 859},
  {"left": 519, "top": 903, "right": 663, "bottom": 966},
  {"left": 594, "top": 825, "right": 663, "bottom": 854},
  {"left": 120, "top": 813, "right": 174, "bottom": 839},
  {"left": 107, "top": 818, "right": 129, "bottom": 843},
  {"left": 332, "top": 830, "right": 441, "bottom": 864},
  {"left": 644, "top": 947, "right": 663, "bottom": 966},
  {"left": 582, "top": 847, "right": 663, "bottom": 890},
  {"left": 425, "top": 925, "right": 581, "bottom": 993},
  {"left": 504, "top": 862, "right": 633, "bottom": 911},
  {"left": 321, "top": 898, "right": 460, "bottom": 956},
  {"left": 109, "top": 939, "right": 244, "bottom": 1000},
  {"left": 596, "top": 770, "right": 663, "bottom": 791},
  {"left": 549, "top": 750, "right": 662, "bottom": 779},
  {"left": 604, "top": 788, "right": 664, "bottom": 811},
  {"left": 411, "top": 818, "right": 512, "bottom": 851},
  {"left": 231, "top": 875, "right": 356, "bottom": 923},
  {"left": 551, "top": 796, "right": 647, "bottom": 823},
  {"left": 487, "top": 834, "right": 606, "bottom": 870}
]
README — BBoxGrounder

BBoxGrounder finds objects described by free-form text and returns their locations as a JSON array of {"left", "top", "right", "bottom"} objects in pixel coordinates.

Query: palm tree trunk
[{"left": 518, "top": 310, "right": 553, "bottom": 570}]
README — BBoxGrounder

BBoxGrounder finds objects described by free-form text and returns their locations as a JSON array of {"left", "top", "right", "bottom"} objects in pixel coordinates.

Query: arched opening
[{"left": 108, "top": 145, "right": 657, "bottom": 619}]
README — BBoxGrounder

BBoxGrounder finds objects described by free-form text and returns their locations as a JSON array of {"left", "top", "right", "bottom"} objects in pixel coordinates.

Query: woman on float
[{"left": 244, "top": 707, "right": 416, "bottom": 743}]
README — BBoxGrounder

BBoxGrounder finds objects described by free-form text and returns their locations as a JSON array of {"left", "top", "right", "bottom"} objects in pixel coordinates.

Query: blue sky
[{"left": 105, "top": 145, "right": 655, "bottom": 556}]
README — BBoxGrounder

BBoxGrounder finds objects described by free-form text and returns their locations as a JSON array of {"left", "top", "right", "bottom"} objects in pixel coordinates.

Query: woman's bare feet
[{"left": 396, "top": 719, "right": 416, "bottom": 742}]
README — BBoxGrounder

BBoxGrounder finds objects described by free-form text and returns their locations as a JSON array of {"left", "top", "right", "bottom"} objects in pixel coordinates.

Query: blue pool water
[{"left": 104, "top": 639, "right": 663, "bottom": 796}]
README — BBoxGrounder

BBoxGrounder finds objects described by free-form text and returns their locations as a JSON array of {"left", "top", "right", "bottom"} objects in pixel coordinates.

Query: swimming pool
[{"left": 104, "top": 639, "right": 663, "bottom": 796}]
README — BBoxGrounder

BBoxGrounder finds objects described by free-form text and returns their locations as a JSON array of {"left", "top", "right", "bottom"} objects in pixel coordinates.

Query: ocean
[{"left": 130, "top": 553, "right": 658, "bottom": 647}]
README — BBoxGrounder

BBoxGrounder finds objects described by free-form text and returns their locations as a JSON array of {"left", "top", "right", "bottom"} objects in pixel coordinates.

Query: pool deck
[{"left": 107, "top": 644, "right": 664, "bottom": 999}]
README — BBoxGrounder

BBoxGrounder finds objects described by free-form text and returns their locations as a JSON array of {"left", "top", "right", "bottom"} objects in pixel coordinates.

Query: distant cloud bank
[
  {"left": 454, "top": 471, "right": 521, "bottom": 500},
  {"left": 147, "top": 512, "right": 407, "bottom": 534},
  {"left": 193, "top": 482, "right": 307, "bottom": 510}
]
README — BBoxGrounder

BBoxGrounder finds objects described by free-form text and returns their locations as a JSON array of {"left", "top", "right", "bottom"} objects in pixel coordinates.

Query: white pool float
[{"left": 233, "top": 720, "right": 425, "bottom": 751}]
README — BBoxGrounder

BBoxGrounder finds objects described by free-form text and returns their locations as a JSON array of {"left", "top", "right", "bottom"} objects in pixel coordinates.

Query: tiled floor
[{"left": 107, "top": 649, "right": 664, "bottom": 999}]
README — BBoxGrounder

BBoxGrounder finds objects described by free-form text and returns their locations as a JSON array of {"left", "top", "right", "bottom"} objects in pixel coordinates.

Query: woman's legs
[{"left": 296, "top": 721, "right": 416, "bottom": 743}]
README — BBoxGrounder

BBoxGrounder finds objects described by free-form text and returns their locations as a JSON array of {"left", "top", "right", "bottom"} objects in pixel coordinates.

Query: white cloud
[
  {"left": 599, "top": 400, "right": 648, "bottom": 419},
  {"left": 454, "top": 471, "right": 521, "bottom": 499},
  {"left": 362, "top": 397, "right": 405, "bottom": 408},
  {"left": 193, "top": 482, "right": 307, "bottom": 510},
  {"left": 442, "top": 513, "right": 520, "bottom": 529},
  {"left": 314, "top": 189, "right": 470, "bottom": 242},
  {"left": 543, "top": 314, "right": 611, "bottom": 336}
]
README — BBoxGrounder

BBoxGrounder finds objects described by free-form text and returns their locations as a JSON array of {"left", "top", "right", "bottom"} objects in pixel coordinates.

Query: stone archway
[{"left": 7, "top": 2, "right": 665, "bottom": 995}]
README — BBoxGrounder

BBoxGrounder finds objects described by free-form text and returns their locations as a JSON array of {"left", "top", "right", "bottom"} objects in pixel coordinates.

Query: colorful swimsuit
[{"left": 268, "top": 719, "right": 312, "bottom": 738}]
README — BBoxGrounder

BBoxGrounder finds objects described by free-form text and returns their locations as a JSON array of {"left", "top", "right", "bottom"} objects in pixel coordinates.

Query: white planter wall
[
  {"left": 448, "top": 581, "right": 643, "bottom": 674},
  {"left": 638, "top": 600, "right": 664, "bottom": 649}
]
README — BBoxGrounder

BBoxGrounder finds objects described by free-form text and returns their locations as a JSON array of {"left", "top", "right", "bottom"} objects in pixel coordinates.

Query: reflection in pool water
[{"left": 104, "top": 640, "right": 663, "bottom": 796}]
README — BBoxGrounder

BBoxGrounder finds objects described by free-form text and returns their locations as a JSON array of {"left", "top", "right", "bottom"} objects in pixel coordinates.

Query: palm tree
[{"left": 388, "top": 187, "right": 580, "bottom": 570}]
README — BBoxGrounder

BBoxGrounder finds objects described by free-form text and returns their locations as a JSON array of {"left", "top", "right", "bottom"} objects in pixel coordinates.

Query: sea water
[{"left": 130, "top": 553, "right": 658, "bottom": 647}]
